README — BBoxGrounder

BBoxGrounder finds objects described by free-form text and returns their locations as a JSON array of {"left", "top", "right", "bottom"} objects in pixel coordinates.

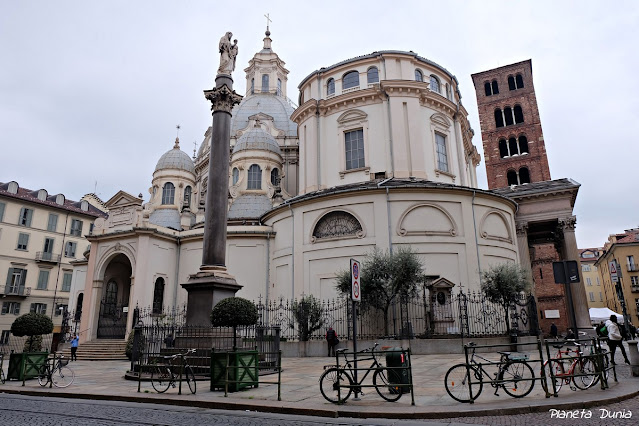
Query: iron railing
[{"left": 1, "top": 285, "right": 31, "bottom": 297}]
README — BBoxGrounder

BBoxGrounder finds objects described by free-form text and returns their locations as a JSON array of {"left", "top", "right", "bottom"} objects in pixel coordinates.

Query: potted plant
[
  {"left": 210, "top": 297, "right": 259, "bottom": 392},
  {"left": 7, "top": 313, "right": 53, "bottom": 380}
]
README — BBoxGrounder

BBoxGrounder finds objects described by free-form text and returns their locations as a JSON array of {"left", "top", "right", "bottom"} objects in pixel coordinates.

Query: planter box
[
  {"left": 7, "top": 352, "right": 48, "bottom": 381},
  {"left": 210, "top": 349, "right": 258, "bottom": 392}
]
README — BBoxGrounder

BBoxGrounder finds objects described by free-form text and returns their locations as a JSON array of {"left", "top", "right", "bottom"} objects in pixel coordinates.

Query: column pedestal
[{"left": 182, "top": 267, "right": 241, "bottom": 325}]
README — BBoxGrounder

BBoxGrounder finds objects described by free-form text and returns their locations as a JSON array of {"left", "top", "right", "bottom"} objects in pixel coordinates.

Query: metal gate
[{"left": 97, "top": 300, "right": 127, "bottom": 339}]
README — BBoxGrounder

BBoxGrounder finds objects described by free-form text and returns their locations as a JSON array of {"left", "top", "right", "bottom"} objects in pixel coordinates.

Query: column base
[{"left": 181, "top": 267, "right": 242, "bottom": 326}]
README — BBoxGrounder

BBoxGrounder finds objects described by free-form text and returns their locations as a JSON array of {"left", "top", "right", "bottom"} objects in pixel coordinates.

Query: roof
[
  {"left": 228, "top": 194, "right": 273, "bottom": 220},
  {"left": 149, "top": 208, "right": 182, "bottom": 230},
  {"left": 492, "top": 178, "right": 580, "bottom": 206},
  {"left": 232, "top": 127, "right": 281, "bottom": 155},
  {"left": 231, "top": 93, "right": 297, "bottom": 138},
  {"left": 0, "top": 181, "right": 107, "bottom": 218},
  {"left": 155, "top": 139, "right": 195, "bottom": 174}
]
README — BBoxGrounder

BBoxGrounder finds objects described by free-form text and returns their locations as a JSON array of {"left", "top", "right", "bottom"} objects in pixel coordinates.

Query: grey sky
[{"left": 1, "top": 1, "right": 637, "bottom": 249}]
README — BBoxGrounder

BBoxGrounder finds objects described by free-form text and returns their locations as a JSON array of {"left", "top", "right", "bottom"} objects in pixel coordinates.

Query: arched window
[
  {"left": 519, "top": 167, "right": 530, "bottom": 184},
  {"left": 514, "top": 105, "right": 524, "bottom": 123},
  {"left": 251, "top": 78, "right": 254, "bottom": 94},
  {"left": 508, "top": 76, "right": 516, "bottom": 91},
  {"left": 270, "top": 168, "right": 279, "bottom": 186},
  {"left": 162, "top": 182, "right": 175, "bottom": 205},
  {"left": 491, "top": 80, "right": 499, "bottom": 95},
  {"left": 494, "top": 109, "right": 504, "bottom": 128},
  {"left": 327, "top": 78, "right": 335, "bottom": 96},
  {"left": 261, "top": 74, "right": 269, "bottom": 92},
  {"left": 277, "top": 78, "right": 282, "bottom": 96},
  {"left": 248, "top": 164, "right": 262, "bottom": 189},
  {"left": 343, "top": 71, "right": 359, "bottom": 90},
  {"left": 504, "top": 107, "right": 514, "bottom": 126},
  {"left": 518, "top": 135, "right": 529, "bottom": 154},
  {"left": 507, "top": 170, "right": 518, "bottom": 186},
  {"left": 484, "top": 82, "right": 492, "bottom": 96},
  {"left": 232, "top": 167, "right": 239, "bottom": 185},
  {"left": 183, "top": 186, "right": 192, "bottom": 207},
  {"left": 415, "top": 69, "right": 423, "bottom": 82},
  {"left": 152, "top": 277, "right": 165, "bottom": 314},
  {"left": 499, "top": 139, "right": 509, "bottom": 158},
  {"left": 74, "top": 293, "right": 83, "bottom": 321},
  {"left": 312, "top": 211, "right": 363, "bottom": 240},
  {"left": 515, "top": 74, "right": 524, "bottom": 89},
  {"left": 508, "top": 137, "right": 518, "bottom": 156},
  {"left": 367, "top": 67, "right": 379, "bottom": 84},
  {"left": 430, "top": 75, "right": 440, "bottom": 93}
]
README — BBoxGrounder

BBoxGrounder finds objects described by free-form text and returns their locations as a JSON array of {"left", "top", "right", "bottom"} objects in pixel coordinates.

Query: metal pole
[
  {"left": 563, "top": 261, "right": 578, "bottom": 336},
  {"left": 352, "top": 300, "right": 359, "bottom": 400}
]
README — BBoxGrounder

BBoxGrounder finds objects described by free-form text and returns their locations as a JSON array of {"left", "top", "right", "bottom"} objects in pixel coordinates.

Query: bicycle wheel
[
  {"left": 0, "top": 370, "right": 4, "bottom": 385},
  {"left": 499, "top": 361, "right": 534, "bottom": 398},
  {"left": 373, "top": 368, "right": 403, "bottom": 402},
  {"left": 185, "top": 365, "right": 196, "bottom": 394},
  {"left": 541, "top": 360, "right": 564, "bottom": 393},
  {"left": 52, "top": 366, "right": 75, "bottom": 388},
  {"left": 319, "top": 367, "right": 353, "bottom": 403},
  {"left": 151, "top": 365, "right": 172, "bottom": 393},
  {"left": 444, "top": 364, "right": 482, "bottom": 403},
  {"left": 37, "top": 365, "right": 50, "bottom": 387},
  {"left": 574, "top": 358, "right": 597, "bottom": 390}
]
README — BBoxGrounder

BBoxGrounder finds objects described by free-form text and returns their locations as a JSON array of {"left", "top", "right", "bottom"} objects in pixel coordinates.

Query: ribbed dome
[
  {"left": 155, "top": 138, "right": 195, "bottom": 174},
  {"left": 231, "top": 94, "right": 297, "bottom": 138},
  {"left": 232, "top": 127, "right": 281, "bottom": 155}
]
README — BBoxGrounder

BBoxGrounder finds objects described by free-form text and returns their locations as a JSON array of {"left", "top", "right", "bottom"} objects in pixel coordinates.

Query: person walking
[
  {"left": 70, "top": 333, "right": 79, "bottom": 361},
  {"left": 605, "top": 315, "right": 630, "bottom": 365},
  {"left": 325, "top": 327, "right": 338, "bottom": 357}
]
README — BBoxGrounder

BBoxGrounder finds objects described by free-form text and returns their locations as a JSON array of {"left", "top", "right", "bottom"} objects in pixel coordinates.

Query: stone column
[
  {"left": 515, "top": 221, "right": 534, "bottom": 292},
  {"left": 558, "top": 216, "right": 592, "bottom": 331},
  {"left": 181, "top": 40, "right": 243, "bottom": 325}
]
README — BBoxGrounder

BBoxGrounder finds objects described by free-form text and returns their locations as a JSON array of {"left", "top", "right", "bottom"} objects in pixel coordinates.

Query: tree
[
  {"left": 11, "top": 312, "right": 54, "bottom": 352},
  {"left": 481, "top": 263, "right": 530, "bottom": 332},
  {"left": 291, "top": 295, "right": 324, "bottom": 341},
  {"left": 211, "top": 297, "right": 259, "bottom": 349},
  {"left": 336, "top": 247, "right": 425, "bottom": 336}
]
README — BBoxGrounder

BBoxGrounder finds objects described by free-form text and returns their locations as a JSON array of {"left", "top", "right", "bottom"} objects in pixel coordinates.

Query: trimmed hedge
[
  {"left": 210, "top": 297, "right": 258, "bottom": 327},
  {"left": 11, "top": 313, "right": 54, "bottom": 337}
]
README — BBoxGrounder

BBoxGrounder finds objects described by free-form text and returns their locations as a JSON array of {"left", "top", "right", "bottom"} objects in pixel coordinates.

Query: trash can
[{"left": 384, "top": 347, "right": 410, "bottom": 394}]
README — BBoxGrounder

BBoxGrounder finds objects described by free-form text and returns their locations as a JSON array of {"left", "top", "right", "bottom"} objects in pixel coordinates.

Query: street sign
[
  {"left": 552, "top": 261, "right": 580, "bottom": 284},
  {"left": 350, "top": 259, "right": 361, "bottom": 302},
  {"left": 609, "top": 261, "right": 619, "bottom": 283}
]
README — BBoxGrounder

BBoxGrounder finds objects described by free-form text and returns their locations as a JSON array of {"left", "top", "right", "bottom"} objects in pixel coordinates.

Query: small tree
[
  {"left": 336, "top": 247, "right": 425, "bottom": 336},
  {"left": 11, "top": 312, "right": 54, "bottom": 352},
  {"left": 211, "top": 297, "right": 258, "bottom": 349},
  {"left": 291, "top": 295, "right": 324, "bottom": 341},
  {"left": 481, "top": 263, "right": 530, "bottom": 332}
]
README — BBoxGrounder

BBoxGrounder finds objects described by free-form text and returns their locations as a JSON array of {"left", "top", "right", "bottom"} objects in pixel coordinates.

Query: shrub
[
  {"left": 11, "top": 313, "right": 53, "bottom": 353},
  {"left": 210, "top": 297, "right": 258, "bottom": 327}
]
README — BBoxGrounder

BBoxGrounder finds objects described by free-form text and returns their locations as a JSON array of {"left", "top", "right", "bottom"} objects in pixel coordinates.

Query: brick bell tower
[{"left": 471, "top": 60, "right": 551, "bottom": 189}]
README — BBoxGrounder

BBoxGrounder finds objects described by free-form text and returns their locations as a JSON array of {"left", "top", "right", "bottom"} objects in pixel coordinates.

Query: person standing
[
  {"left": 325, "top": 327, "right": 338, "bottom": 357},
  {"left": 70, "top": 333, "right": 79, "bottom": 361},
  {"left": 605, "top": 315, "right": 630, "bottom": 365},
  {"left": 550, "top": 323, "right": 558, "bottom": 339}
]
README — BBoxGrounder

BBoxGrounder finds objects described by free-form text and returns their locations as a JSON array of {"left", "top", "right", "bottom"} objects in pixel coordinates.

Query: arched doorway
[{"left": 97, "top": 254, "right": 132, "bottom": 339}]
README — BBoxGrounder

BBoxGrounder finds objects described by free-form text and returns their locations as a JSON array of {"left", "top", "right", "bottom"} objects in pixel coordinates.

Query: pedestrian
[
  {"left": 70, "top": 333, "right": 79, "bottom": 361},
  {"left": 596, "top": 321, "right": 607, "bottom": 338},
  {"left": 550, "top": 323, "right": 558, "bottom": 339},
  {"left": 605, "top": 315, "right": 630, "bottom": 365},
  {"left": 325, "top": 326, "right": 339, "bottom": 357}
]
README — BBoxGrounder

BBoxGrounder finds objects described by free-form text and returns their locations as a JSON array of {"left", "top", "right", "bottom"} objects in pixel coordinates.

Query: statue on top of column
[{"left": 218, "top": 32, "right": 238, "bottom": 75}]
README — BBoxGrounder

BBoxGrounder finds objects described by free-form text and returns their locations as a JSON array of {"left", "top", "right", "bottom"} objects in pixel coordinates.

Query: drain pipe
[
  {"left": 288, "top": 203, "right": 295, "bottom": 299},
  {"left": 471, "top": 190, "right": 481, "bottom": 286},
  {"left": 265, "top": 231, "right": 271, "bottom": 325},
  {"left": 381, "top": 58, "right": 395, "bottom": 177},
  {"left": 378, "top": 178, "right": 394, "bottom": 254}
]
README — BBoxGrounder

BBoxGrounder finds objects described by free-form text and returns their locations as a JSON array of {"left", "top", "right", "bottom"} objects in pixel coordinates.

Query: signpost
[{"left": 350, "top": 259, "right": 361, "bottom": 399}]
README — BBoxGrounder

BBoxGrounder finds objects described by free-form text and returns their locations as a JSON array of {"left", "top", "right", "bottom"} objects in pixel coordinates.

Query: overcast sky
[{"left": 1, "top": 1, "right": 637, "bottom": 249}]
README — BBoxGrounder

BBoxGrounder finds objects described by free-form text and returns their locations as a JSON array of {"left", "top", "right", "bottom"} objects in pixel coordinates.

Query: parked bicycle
[
  {"left": 0, "top": 354, "right": 5, "bottom": 384},
  {"left": 150, "top": 348, "right": 197, "bottom": 394},
  {"left": 540, "top": 341, "right": 602, "bottom": 393},
  {"left": 444, "top": 342, "right": 535, "bottom": 403},
  {"left": 38, "top": 353, "right": 75, "bottom": 388},
  {"left": 319, "top": 343, "right": 406, "bottom": 403}
]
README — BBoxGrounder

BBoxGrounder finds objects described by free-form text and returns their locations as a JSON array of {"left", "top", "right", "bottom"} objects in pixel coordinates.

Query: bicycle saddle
[
  {"left": 552, "top": 344, "right": 564, "bottom": 349},
  {"left": 336, "top": 348, "right": 347, "bottom": 354},
  {"left": 497, "top": 351, "right": 511, "bottom": 356}
]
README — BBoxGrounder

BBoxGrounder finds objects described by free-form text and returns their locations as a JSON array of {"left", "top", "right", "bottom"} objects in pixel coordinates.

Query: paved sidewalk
[{"left": 1, "top": 354, "right": 637, "bottom": 420}]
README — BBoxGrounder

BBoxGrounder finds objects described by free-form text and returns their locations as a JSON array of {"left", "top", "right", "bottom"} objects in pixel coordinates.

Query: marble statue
[{"left": 218, "top": 32, "right": 238, "bottom": 75}]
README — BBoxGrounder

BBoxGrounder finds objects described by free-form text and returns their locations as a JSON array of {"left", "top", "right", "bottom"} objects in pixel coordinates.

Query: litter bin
[{"left": 384, "top": 347, "right": 410, "bottom": 394}]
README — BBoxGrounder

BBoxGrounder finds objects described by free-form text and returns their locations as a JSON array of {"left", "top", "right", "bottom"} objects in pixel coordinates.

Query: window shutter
[
  {"left": 18, "top": 208, "right": 25, "bottom": 225},
  {"left": 30, "top": 303, "right": 35, "bottom": 313},
  {"left": 19, "top": 269, "right": 27, "bottom": 294},
  {"left": 43, "top": 304, "right": 47, "bottom": 315},
  {"left": 5, "top": 268, "right": 13, "bottom": 286},
  {"left": 0, "top": 202, "right": 5, "bottom": 222},
  {"left": 14, "top": 303, "right": 20, "bottom": 315},
  {"left": 1, "top": 302, "right": 7, "bottom": 314},
  {"left": 26, "top": 209, "right": 33, "bottom": 227}
]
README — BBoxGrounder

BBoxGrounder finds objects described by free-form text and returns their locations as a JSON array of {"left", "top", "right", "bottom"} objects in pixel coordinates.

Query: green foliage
[
  {"left": 291, "top": 295, "right": 324, "bottom": 341},
  {"left": 11, "top": 313, "right": 53, "bottom": 337},
  {"left": 210, "top": 297, "right": 258, "bottom": 327},
  {"left": 125, "top": 330, "right": 146, "bottom": 361},
  {"left": 481, "top": 262, "right": 530, "bottom": 330},
  {"left": 23, "top": 334, "right": 43, "bottom": 352},
  {"left": 336, "top": 247, "right": 425, "bottom": 335}
]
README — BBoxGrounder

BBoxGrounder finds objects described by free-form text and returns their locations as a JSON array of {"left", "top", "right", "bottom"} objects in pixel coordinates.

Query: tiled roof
[
  {"left": 492, "top": 178, "right": 580, "bottom": 206},
  {"left": 149, "top": 208, "right": 182, "bottom": 230},
  {"left": 228, "top": 194, "right": 273, "bottom": 220}
]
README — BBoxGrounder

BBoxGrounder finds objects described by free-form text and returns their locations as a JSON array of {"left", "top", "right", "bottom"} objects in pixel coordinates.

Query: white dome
[
  {"left": 232, "top": 127, "right": 281, "bottom": 155},
  {"left": 155, "top": 139, "right": 195, "bottom": 174}
]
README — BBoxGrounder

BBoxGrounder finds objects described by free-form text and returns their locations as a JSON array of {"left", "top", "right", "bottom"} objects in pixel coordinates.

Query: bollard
[{"left": 627, "top": 340, "right": 639, "bottom": 377}]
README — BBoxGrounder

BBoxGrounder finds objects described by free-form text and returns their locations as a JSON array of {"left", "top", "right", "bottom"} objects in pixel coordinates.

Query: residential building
[{"left": 579, "top": 247, "right": 605, "bottom": 309}]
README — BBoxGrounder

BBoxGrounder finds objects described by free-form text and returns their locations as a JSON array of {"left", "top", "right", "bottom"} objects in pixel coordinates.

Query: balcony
[
  {"left": 35, "top": 251, "right": 61, "bottom": 264},
  {"left": 1, "top": 285, "right": 32, "bottom": 297},
  {"left": 632, "top": 286, "right": 639, "bottom": 293}
]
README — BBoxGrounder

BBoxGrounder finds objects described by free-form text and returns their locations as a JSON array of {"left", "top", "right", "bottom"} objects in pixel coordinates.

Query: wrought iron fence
[{"left": 0, "top": 333, "right": 53, "bottom": 355}]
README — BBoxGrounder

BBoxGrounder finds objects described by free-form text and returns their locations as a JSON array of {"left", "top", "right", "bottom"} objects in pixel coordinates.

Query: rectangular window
[
  {"left": 345, "top": 129, "right": 365, "bottom": 170},
  {"left": 599, "top": 292, "right": 603, "bottom": 301},
  {"left": 18, "top": 207, "right": 33, "bottom": 227},
  {"left": 70, "top": 219, "right": 83, "bottom": 237},
  {"left": 632, "top": 276, "right": 639, "bottom": 286},
  {"left": 55, "top": 304, "right": 68, "bottom": 316},
  {"left": 582, "top": 264, "right": 591, "bottom": 272},
  {"left": 89, "top": 223, "right": 94, "bottom": 234},
  {"left": 61, "top": 272, "right": 72, "bottom": 292},
  {"left": 30, "top": 303, "right": 47, "bottom": 314},
  {"left": 0, "top": 330, "right": 9, "bottom": 344},
  {"left": 261, "top": 74, "right": 269, "bottom": 92},
  {"left": 64, "top": 241, "right": 77, "bottom": 258},
  {"left": 1, "top": 302, "right": 21, "bottom": 315},
  {"left": 16, "top": 233, "right": 29, "bottom": 250},
  {"left": 435, "top": 133, "right": 449, "bottom": 172},
  {"left": 596, "top": 277, "right": 600, "bottom": 286},
  {"left": 6, "top": 268, "right": 27, "bottom": 295},
  {"left": 0, "top": 202, "right": 5, "bottom": 222},
  {"left": 47, "top": 214, "right": 58, "bottom": 232},
  {"left": 586, "top": 277, "right": 592, "bottom": 286},
  {"left": 589, "top": 292, "right": 595, "bottom": 302},
  {"left": 37, "top": 270, "right": 49, "bottom": 290}
]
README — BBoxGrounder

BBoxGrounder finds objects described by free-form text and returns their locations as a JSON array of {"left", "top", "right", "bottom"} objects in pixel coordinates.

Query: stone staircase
[{"left": 59, "top": 339, "right": 128, "bottom": 361}]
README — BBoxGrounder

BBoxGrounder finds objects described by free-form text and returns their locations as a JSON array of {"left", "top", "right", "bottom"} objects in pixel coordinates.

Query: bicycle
[
  {"left": 0, "top": 354, "right": 5, "bottom": 384},
  {"left": 150, "top": 348, "right": 197, "bottom": 394},
  {"left": 319, "top": 343, "right": 406, "bottom": 403},
  {"left": 37, "top": 353, "right": 75, "bottom": 388},
  {"left": 444, "top": 342, "right": 535, "bottom": 403},
  {"left": 540, "top": 341, "right": 601, "bottom": 393}
]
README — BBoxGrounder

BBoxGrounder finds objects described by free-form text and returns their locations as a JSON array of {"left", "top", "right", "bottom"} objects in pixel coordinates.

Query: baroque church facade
[{"left": 74, "top": 30, "right": 585, "bottom": 342}]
